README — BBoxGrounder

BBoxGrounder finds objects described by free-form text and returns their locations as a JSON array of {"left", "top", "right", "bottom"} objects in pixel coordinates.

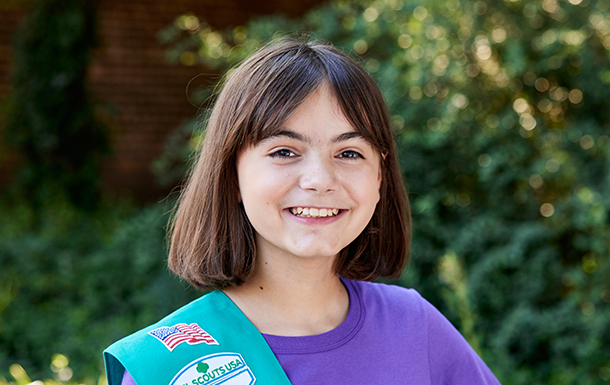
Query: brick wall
[{"left": 0, "top": 0, "right": 326, "bottom": 202}]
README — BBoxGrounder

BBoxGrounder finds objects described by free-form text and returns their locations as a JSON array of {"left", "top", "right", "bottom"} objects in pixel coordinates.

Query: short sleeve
[
  {"left": 425, "top": 299, "right": 501, "bottom": 385},
  {"left": 121, "top": 370, "right": 137, "bottom": 385}
]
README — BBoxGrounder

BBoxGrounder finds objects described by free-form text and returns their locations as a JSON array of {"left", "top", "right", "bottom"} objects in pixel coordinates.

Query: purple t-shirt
[{"left": 121, "top": 279, "right": 500, "bottom": 384}]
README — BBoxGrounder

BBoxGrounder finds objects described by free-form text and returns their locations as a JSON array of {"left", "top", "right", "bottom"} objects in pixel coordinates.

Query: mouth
[{"left": 289, "top": 207, "right": 341, "bottom": 218}]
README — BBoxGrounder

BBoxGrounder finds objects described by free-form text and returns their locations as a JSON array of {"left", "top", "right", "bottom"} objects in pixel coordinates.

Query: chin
[{"left": 290, "top": 247, "right": 341, "bottom": 260}]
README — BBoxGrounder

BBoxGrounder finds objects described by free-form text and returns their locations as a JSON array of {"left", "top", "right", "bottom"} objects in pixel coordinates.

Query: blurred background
[{"left": 0, "top": 0, "right": 609, "bottom": 384}]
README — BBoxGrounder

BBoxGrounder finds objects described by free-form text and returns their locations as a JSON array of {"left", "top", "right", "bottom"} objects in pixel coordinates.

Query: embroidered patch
[
  {"left": 148, "top": 323, "right": 219, "bottom": 351},
  {"left": 169, "top": 353, "right": 256, "bottom": 385}
]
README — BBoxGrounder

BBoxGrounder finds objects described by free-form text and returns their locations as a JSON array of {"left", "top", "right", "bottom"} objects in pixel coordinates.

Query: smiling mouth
[{"left": 289, "top": 207, "right": 341, "bottom": 218}]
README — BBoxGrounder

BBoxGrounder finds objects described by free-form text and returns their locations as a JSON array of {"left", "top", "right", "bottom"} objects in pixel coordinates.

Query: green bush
[
  {"left": 0, "top": 354, "right": 103, "bottom": 385},
  {"left": 0, "top": 201, "right": 199, "bottom": 382},
  {"left": 158, "top": 0, "right": 610, "bottom": 383},
  {"left": 0, "top": 1, "right": 200, "bottom": 382}
]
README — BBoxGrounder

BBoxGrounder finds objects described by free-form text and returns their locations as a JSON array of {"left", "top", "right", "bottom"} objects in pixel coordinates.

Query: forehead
[
  {"left": 254, "top": 86, "right": 373, "bottom": 146},
  {"left": 284, "top": 86, "right": 352, "bottom": 132}
]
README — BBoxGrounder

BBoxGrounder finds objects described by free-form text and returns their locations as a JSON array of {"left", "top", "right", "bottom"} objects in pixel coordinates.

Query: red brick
[{"left": 0, "top": 0, "right": 326, "bottom": 202}]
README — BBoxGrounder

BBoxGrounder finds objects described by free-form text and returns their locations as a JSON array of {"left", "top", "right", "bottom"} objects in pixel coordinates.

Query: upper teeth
[{"left": 290, "top": 207, "right": 340, "bottom": 218}]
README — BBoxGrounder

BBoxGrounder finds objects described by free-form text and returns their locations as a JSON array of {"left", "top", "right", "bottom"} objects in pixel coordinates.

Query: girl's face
[{"left": 236, "top": 86, "right": 382, "bottom": 265}]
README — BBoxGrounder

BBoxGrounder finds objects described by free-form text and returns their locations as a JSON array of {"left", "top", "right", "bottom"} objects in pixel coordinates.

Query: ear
[
  {"left": 375, "top": 159, "right": 383, "bottom": 192},
  {"left": 378, "top": 153, "right": 387, "bottom": 183}
]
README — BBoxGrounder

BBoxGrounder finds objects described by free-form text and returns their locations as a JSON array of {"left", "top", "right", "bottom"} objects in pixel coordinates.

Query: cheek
[
  {"left": 368, "top": 186, "right": 381, "bottom": 210},
  {"left": 359, "top": 167, "right": 382, "bottom": 201},
  {"left": 239, "top": 170, "right": 286, "bottom": 210},
  {"left": 238, "top": 177, "right": 262, "bottom": 216},
  {"left": 239, "top": 177, "right": 264, "bottom": 208},
  {"left": 366, "top": 173, "right": 382, "bottom": 215},
  {"left": 344, "top": 172, "right": 381, "bottom": 218}
]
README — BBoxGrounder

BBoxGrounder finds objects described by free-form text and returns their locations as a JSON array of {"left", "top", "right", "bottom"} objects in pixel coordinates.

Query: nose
[{"left": 298, "top": 156, "right": 338, "bottom": 194}]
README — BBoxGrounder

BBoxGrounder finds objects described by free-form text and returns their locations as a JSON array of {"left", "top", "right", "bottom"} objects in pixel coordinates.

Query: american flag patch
[{"left": 148, "top": 323, "right": 219, "bottom": 352}]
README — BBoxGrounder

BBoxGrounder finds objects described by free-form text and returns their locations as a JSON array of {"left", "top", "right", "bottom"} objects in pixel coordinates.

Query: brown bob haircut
[{"left": 169, "top": 39, "right": 411, "bottom": 290}]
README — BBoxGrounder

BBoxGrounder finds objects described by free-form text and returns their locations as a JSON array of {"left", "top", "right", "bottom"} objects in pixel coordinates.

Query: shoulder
[
  {"left": 104, "top": 291, "right": 227, "bottom": 385},
  {"left": 347, "top": 279, "right": 461, "bottom": 327},
  {"left": 346, "top": 279, "right": 467, "bottom": 349},
  {"left": 345, "top": 278, "right": 428, "bottom": 315},
  {"left": 346, "top": 279, "right": 501, "bottom": 384},
  {"left": 107, "top": 291, "right": 221, "bottom": 351},
  {"left": 343, "top": 278, "right": 436, "bottom": 335},
  {"left": 104, "top": 290, "right": 291, "bottom": 385}
]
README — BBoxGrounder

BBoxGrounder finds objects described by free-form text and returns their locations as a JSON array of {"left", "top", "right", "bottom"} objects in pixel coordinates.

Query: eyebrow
[
  {"left": 332, "top": 131, "right": 364, "bottom": 143},
  {"left": 266, "top": 129, "right": 365, "bottom": 143}
]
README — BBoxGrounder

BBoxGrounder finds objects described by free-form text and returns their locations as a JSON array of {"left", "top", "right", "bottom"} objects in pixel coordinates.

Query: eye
[
  {"left": 269, "top": 149, "right": 296, "bottom": 158},
  {"left": 337, "top": 150, "right": 364, "bottom": 159}
]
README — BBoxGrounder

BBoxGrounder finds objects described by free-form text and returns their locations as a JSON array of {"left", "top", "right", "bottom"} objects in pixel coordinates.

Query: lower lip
[{"left": 284, "top": 209, "right": 346, "bottom": 224}]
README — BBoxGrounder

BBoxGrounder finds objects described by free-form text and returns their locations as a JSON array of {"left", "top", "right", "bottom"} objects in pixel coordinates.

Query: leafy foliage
[
  {"left": 0, "top": 1, "right": 199, "bottom": 382},
  {"left": 2, "top": 0, "right": 109, "bottom": 210},
  {"left": 0, "top": 200, "right": 199, "bottom": 382},
  {"left": 158, "top": 0, "right": 610, "bottom": 383},
  {"left": 0, "top": 354, "right": 105, "bottom": 385}
]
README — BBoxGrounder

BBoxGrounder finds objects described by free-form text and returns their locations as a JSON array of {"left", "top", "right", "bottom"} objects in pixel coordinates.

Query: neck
[{"left": 223, "top": 248, "right": 349, "bottom": 336}]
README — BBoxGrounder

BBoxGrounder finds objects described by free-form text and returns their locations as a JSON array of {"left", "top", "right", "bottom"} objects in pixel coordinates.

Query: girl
[{"left": 104, "top": 40, "right": 501, "bottom": 385}]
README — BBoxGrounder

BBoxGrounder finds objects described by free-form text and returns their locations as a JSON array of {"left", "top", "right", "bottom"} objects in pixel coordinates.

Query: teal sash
[{"left": 104, "top": 291, "right": 292, "bottom": 385}]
